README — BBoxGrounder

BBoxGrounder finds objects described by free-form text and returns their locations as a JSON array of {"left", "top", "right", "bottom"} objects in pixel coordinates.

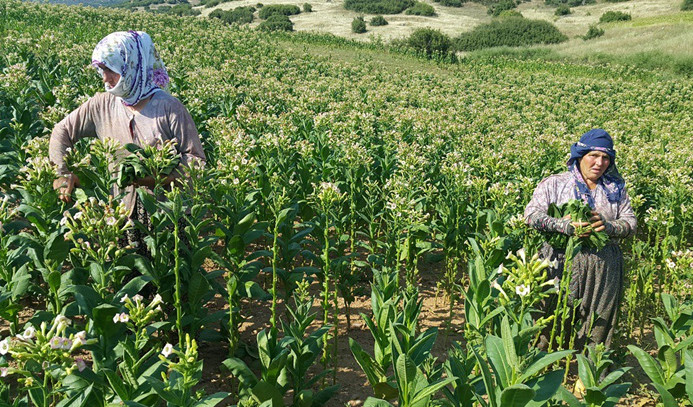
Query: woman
[
  {"left": 524, "top": 129, "right": 636, "bottom": 350},
  {"left": 48, "top": 31, "right": 205, "bottom": 250}
]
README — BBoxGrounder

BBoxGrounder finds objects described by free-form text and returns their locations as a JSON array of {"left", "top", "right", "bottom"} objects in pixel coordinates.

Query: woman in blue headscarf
[{"left": 525, "top": 129, "right": 637, "bottom": 350}]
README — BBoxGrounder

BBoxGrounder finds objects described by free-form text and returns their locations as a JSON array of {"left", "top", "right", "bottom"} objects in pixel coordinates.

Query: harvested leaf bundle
[
  {"left": 116, "top": 141, "right": 181, "bottom": 188},
  {"left": 545, "top": 199, "right": 608, "bottom": 250}
]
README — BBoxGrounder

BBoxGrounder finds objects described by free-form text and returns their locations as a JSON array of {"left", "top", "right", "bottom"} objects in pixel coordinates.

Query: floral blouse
[{"left": 524, "top": 172, "right": 637, "bottom": 242}]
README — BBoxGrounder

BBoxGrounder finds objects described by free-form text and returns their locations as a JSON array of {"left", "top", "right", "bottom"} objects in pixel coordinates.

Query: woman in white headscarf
[{"left": 49, "top": 31, "right": 205, "bottom": 250}]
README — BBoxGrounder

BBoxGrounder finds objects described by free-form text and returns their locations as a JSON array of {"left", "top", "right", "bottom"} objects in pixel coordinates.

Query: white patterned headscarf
[{"left": 92, "top": 31, "right": 169, "bottom": 106}]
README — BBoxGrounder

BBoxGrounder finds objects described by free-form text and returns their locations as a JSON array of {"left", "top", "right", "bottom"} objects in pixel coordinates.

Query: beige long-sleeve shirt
[{"left": 49, "top": 91, "right": 206, "bottom": 213}]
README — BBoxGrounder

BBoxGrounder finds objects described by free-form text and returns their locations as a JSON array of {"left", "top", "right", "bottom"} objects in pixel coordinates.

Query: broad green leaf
[
  {"left": 48, "top": 270, "right": 61, "bottom": 292},
  {"left": 555, "top": 386, "right": 582, "bottom": 407},
  {"left": 525, "top": 369, "right": 564, "bottom": 407},
  {"left": 577, "top": 354, "right": 596, "bottom": 388},
  {"left": 685, "top": 349, "right": 693, "bottom": 403},
  {"left": 584, "top": 387, "right": 607, "bottom": 405},
  {"left": 363, "top": 397, "right": 394, "bottom": 407},
  {"left": 652, "top": 383, "right": 678, "bottom": 407},
  {"left": 410, "top": 377, "right": 456, "bottom": 407},
  {"left": 628, "top": 345, "right": 665, "bottom": 385},
  {"left": 252, "top": 381, "right": 285, "bottom": 406},
  {"left": 485, "top": 335, "right": 511, "bottom": 389},
  {"left": 193, "top": 392, "right": 231, "bottom": 407},
  {"left": 500, "top": 384, "right": 535, "bottom": 407},
  {"left": 188, "top": 272, "right": 211, "bottom": 306},
  {"left": 520, "top": 350, "right": 573, "bottom": 382},
  {"left": 501, "top": 316, "right": 518, "bottom": 370},
  {"left": 472, "top": 346, "right": 498, "bottom": 407},
  {"left": 395, "top": 354, "right": 418, "bottom": 400}
]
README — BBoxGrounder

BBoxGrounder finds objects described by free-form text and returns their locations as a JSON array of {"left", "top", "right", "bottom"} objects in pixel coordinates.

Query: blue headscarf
[{"left": 567, "top": 129, "right": 625, "bottom": 208}]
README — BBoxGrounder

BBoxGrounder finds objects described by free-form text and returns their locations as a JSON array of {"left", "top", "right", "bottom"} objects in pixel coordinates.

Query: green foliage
[
  {"left": 352, "top": 16, "right": 367, "bottom": 33},
  {"left": 257, "top": 14, "right": 294, "bottom": 31},
  {"left": 303, "top": 2, "right": 312, "bottom": 11},
  {"left": 434, "top": 0, "right": 464, "bottom": 7},
  {"left": 544, "top": 199, "right": 608, "bottom": 250},
  {"left": 370, "top": 15, "right": 389, "bottom": 25},
  {"left": 344, "top": 0, "right": 415, "bottom": 14},
  {"left": 683, "top": 0, "right": 693, "bottom": 10},
  {"left": 498, "top": 9, "right": 523, "bottom": 17},
  {"left": 555, "top": 5, "right": 571, "bottom": 15},
  {"left": 582, "top": 24, "right": 605, "bottom": 40},
  {"left": 258, "top": 4, "right": 300, "bottom": 19},
  {"left": 407, "top": 27, "right": 452, "bottom": 58},
  {"left": 455, "top": 17, "right": 567, "bottom": 51},
  {"left": 599, "top": 10, "right": 631, "bottom": 22},
  {"left": 405, "top": 1, "right": 436, "bottom": 15},
  {"left": 155, "top": 3, "right": 201, "bottom": 16},
  {"left": 209, "top": 6, "right": 256, "bottom": 25},
  {"left": 545, "top": 0, "right": 594, "bottom": 6},
  {"left": 487, "top": 0, "right": 516, "bottom": 16}
]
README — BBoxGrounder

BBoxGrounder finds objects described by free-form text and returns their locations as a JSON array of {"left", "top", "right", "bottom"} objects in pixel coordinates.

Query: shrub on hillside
[
  {"left": 555, "top": 5, "right": 571, "bottom": 15},
  {"left": 257, "top": 14, "right": 293, "bottom": 30},
  {"left": 303, "top": 2, "right": 312, "bottom": 11},
  {"left": 545, "top": 0, "right": 594, "bottom": 6},
  {"left": 406, "top": 1, "right": 436, "bottom": 15},
  {"left": 487, "top": 0, "right": 516, "bottom": 16},
  {"left": 210, "top": 6, "right": 256, "bottom": 24},
  {"left": 344, "top": 0, "right": 415, "bottom": 14},
  {"left": 258, "top": 4, "right": 300, "bottom": 19},
  {"left": 498, "top": 9, "right": 522, "bottom": 17},
  {"left": 352, "top": 16, "right": 367, "bottom": 33},
  {"left": 599, "top": 10, "right": 631, "bottom": 22},
  {"left": 370, "top": 15, "right": 389, "bottom": 25},
  {"left": 407, "top": 27, "right": 452, "bottom": 58},
  {"left": 436, "top": 0, "right": 464, "bottom": 7},
  {"left": 582, "top": 24, "right": 604, "bottom": 39},
  {"left": 454, "top": 17, "right": 567, "bottom": 51},
  {"left": 683, "top": 0, "right": 693, "bottom": 10}
]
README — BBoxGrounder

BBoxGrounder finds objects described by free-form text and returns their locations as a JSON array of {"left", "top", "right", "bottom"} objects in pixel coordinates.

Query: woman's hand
[
  {"left": 563, "top": 213, "right": 590, "bottom": 237},
  {"left": 589, "top": 211, "right": 606, "bottom": 233},
  {"left": 53, "top": 173, "right": 80, "bottom": 203}
]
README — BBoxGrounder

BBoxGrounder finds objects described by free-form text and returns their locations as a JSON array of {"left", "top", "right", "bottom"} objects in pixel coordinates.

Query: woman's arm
[
  {"left": 49, "top": 95, "right": 100, "bottom": 201},
  {"left": 604, "top": 187, "right": 637, "bottom": 238},
  {"left": 524, "top": 177, "right": 574, "bottom": 235},
  {"left": 164, "top": 98, "right": 206, "bottom": 183}
]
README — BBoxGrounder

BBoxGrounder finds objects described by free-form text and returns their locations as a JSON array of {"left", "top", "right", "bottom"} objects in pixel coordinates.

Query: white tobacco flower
[
  {"left": 515, "top": 284, "right": 531, "bottom": 297},
  {"left": 75, "top": 358, "right": 87, "bottom": 372},
  {"left": 151, "top": 294, "right": 163, "bottom": 307},
  {"left": 553, "top": 277, "right": 560, "bottom": 290},
  {"left": 516, "top": 248, "right": 527, "bottom": 263},
  {"left": 120, "top": 294, "right": 129, "bottom": 303},
  {"left": 50, "top": 337, "right": 63, "bottom": 349},
  {"left": 665, "top": 258, "right": 675, "bottom": 269},
  {"left": 19, "top": 326, "right": 36, "bottom": 340},
  {"left": 161, "top": 343, "right": 174, "bottom": 358},
  {"left": 0, "top": 367, "right": 8, "bottom": 377},
  {"left": 132, "top": 294, "right": 143, "bottom": 303},
  {"left": 118, "top": 313, "right": 129, "bottom": 323},
  {"left": 61, "top": 338, "right": 73, "bottom": 350},
  {"left": 0, "top": 339, "right": 9, "bottom": 355}
]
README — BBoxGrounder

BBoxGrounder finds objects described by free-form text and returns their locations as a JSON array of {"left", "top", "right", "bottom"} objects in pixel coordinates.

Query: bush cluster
[
  {"left": 435, "top": 0, "right": 464, "bottom": 6},
  {"left": 352, "top": 16, "right": 367, "bottom": 33},
  {"left": 344, "top": 0, "right": 414, "bottom": 14},
  {"left": 258, "top": 4, "right": 301, "bottom": 19},
  {"left": 554, "top": 5, "right": 571, "bottom": 15},
  {"left": 370, "top": 15, "right": 389, "bottom": 25},
  {"left": 544, "top": 0, "right": 594, "bottom": 6},
  {"left": 303, "top": 2, "right": 312, "bottom": 11},
  {"left": 407, "top": 27, "right": 452, "bottom": 58},
  {"left": 257, "top": 13, "right": 294, "bottom": 30},
  {"left": 582, "top": 24, "right": 604, "bottom": 40},
  {"left": 209, "top": 6, "right": 256, "bottom": 24},
  {"left": 454, "top": 17, "right": 567, "bottom": 51},
  {"left": 487, "top": 0, "right": 516, "bottom": 16},
  {"left": 498, "top": 9, "right": 522, "bottom": 17},
  {"left": 683, "top": 0, "right": 693, "bottom": 10},
  {"left": 599, "top": 10, "right": 631, "bottom": 22},
  {"left": 405, "top": 1, "right": 436, "bottom": 15}
]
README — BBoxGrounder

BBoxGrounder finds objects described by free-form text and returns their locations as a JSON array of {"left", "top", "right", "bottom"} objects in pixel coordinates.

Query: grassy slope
[{"left": 201, "top": 0, "right": 693, "bottom": 75}]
